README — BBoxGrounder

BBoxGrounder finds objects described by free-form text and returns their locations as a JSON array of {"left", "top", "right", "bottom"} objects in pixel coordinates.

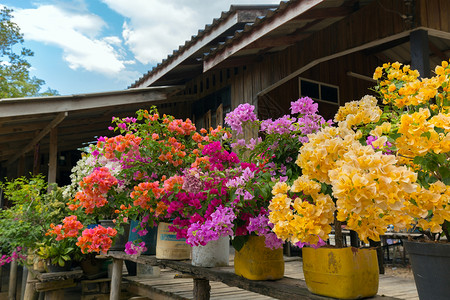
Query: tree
[{"left": 0, "top": 7, "right": 58, "bottom": 98}]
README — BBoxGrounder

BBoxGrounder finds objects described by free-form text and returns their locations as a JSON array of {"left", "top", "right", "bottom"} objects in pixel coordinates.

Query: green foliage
[
  {"left": 0, "top": 7, "right": 58, "bottom": 98},
  {"left": 231, "top": 235, "right": 249, "bottom": 252},
  {"left": 0, "top": 175, "right": 71, "bottom": 258},
  {"left": 37, "top": 244, "right": 74, "bottom": 267}
]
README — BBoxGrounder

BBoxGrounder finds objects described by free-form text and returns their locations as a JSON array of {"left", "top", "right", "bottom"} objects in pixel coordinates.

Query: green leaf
[
  {"left": 438, "top": 167, "right": 450, "bottom": 185},
  {"left": 232, "top": 235, "right": 250, "bottom": 252},
  {"left": 420, "top": 132, "right": 431, "bottom": 139}
]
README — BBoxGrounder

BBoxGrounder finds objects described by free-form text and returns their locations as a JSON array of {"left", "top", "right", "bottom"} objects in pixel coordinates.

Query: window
[{"left": 299, "top": 78, "right": 339, "bottom": 105}]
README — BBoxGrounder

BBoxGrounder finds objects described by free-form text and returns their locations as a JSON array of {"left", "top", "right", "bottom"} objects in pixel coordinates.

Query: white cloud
[
  {"left": 12, "top": 4, "right": 128, "bottom": 76},
  {"left": 101, "top": 0, "right": 280, "bottom": 65}
]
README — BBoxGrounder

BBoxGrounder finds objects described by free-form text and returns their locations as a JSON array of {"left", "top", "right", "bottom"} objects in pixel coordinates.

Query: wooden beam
[
  {"left": 0, "top": 86, "right": 178, "bottom": 118},
  {"left": 204, "top": 0, "right": 324, "bottom": 72},
  {"left": 47, "top": 127, "right": 57, "bottom": 189},
  {"left": 362, "top": 36, "right": 410, "bottom": 55},
  {"left": 347, "top": 71, "right": 376, "bottom": 82},
  {"left": 7, "top": 112, "right": 67, "bottom": 165},
  {"left": 257, "top": 30, "right": 414, "bottom": 97},
  {"left": 410, "top": 29, "right": 430, "bottom": 78},
  {"left": 293, "top": 6, "right": 354, "bottom": 20},
  {"left": 244, "top": 33, "right": 310, "bottom": 50}
]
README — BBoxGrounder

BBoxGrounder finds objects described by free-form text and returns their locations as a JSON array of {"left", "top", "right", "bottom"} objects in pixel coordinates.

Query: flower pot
[
  {"left": 234, "top": 235, "right": 284, "bottom": 280},
  {"left": 404, "top": 240, "right": 450, "bottom": 300},
  {"left": 45, "top": 260, "right": 72, "bottom": 272},
  {"left": 80, "top": 254, "right": 103, "bottom": 276},
  {"left": 155, "top": 222, "right": 191, "bottom": 260},
  {"left": 302, "top": 247, "right": 379, "bottom": 299},
  {"left": 99, "top": 220, "right": 130, "bottom": 251},
  {"left": 192, "top": 236, "right": 229, "bottom": 267},
  {"left": 128, "top": 220, "right": 158, "bottom": 255}
]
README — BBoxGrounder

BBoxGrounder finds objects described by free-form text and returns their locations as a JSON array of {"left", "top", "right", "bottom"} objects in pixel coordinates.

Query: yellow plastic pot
[
  {"left": 234, "top": 235, "right": 284, "bottom": 280},
  {"left": 302, "top": 247, "right": 379, "bottom": 299}
]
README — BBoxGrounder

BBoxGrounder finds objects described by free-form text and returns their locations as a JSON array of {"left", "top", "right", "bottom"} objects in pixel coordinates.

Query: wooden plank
[
  {"left": 33, "top": 269, "right": 83, "bottom": 282},
  {"left": 108, "top": 252, "right": 403, "bottom": 300},
  {"left": 127, "top": 281, "right": 189, "bottom": 300},
  {"left": 35, "top": 279, "right": 75, "bottom": 292}
]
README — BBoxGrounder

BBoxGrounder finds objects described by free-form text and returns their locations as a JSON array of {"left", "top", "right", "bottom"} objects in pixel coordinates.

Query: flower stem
[{"left": 334, "top": 212, "right": 343, "bottom": 248}]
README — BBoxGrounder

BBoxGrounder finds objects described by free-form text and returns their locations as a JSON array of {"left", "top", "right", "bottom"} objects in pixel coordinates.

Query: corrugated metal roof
[
  {"left": 130, "top": 4, "right": 280, "bottom": 88},
  {"left": 130, "top": 0, "right": 366, "bottom": 88}
]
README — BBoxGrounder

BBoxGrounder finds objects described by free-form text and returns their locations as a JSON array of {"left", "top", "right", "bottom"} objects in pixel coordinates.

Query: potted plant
[
  {"left": 268, "top": 95, "right": 413, "bottom": 299},
  {"left": 224, "top": 97, "right": 330, "bottom": 280},
  {"left": 159, "top": 138, "right": 239, "bottom": 266},
  {"left": 269, "top": 61, "right": 449, "bottom": 299},
  {"left": 0, "top": 175, "right": 53, "bottom": 269},
  {"left": 371, "top": 61, "right": 450, "bottom": 300}
]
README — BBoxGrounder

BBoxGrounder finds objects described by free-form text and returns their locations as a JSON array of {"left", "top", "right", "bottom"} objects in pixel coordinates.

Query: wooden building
[
  {"left": 1, "top": 0, "right": 449, "bottom": 183},
  {"left": 131, "top": 0, "right": 449, "bottom": 126}
]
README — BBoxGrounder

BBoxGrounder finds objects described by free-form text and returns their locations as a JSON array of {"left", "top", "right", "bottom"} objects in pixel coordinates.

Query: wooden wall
[
  {"left": 417, "top": 0, "right": 450, "bottom": 31},
  {"left": 181, "top": 0, "right": 449, "bottom": 125},
  {"left": 223, "top": 0, "right": 411, "bottom": 119}
]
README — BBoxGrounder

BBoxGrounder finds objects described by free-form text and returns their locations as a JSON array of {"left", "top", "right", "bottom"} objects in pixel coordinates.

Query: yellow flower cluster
[
  {"left": 272, "top": 109, "right": 419, "bottom": 243},
  {"left": 269, "top": 181, "right": 335, "bottom": 246},
  {"left": 334, "top": 95, "right": 382, "bottom": 128},
  {"left": 269, "top": 60, "right": 450, "bottom": 247},
  {"left": 296, "top": 125, "right": 358, "bottom": 185},
  {"left": 328, "top": 143, "right": 417, "bottom": 242},
  {"left": 396, "top": 108, "right": 450, "bottom": 157},
  {"left": 405, "top": 182, "right": 450, "bottom": 233}
]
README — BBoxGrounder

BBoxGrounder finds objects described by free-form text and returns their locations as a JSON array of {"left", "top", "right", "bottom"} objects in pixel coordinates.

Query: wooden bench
[
  {"left": 106, "top": 251, "right": 404, "bottom": 300},
  {"left": 24, "top": 269, "right": 83, "bottom": 300}
]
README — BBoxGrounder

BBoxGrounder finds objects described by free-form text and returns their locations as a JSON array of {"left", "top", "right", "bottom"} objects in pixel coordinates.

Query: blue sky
[{"left": 1, "top": 0, "right": 279, "bottom": 95}]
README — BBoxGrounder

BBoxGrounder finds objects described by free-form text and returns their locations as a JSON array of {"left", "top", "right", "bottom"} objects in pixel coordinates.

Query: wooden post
[
  {"left": 23, "top": 270, "right": 38, "bottom": 300},
  {"left": 47, "top": 128, "right": 57, "bottom": 192},
  {"left": 20, "top": 266, "right": 28, "bottom": 300},
  {"left": 349, "top": 230, "right": 359, "bottom": 248},
  {"left": 369, "top": 239, "right": 384, "bottom": 274},
  {"left": 32, "top": 144, "right": 40, "bottom": 175},
  {"left": 410, "top": 29, "right": 430, "bottom": 78},
  {"left": 110, "top": 259, "right": 123, "bottom": 300},
  {"left": 8, "top": 260, "right": 18, "bottom": 300},
  {"left": 193, "top": 278, "right": 210, "bottom": 300},
  {"left": 17, "top": 155, "right": 25, "bottom": 177}
]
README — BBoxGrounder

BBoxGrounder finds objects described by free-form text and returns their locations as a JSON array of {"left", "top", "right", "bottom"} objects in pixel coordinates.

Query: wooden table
[{"left": 106, "top": 251, "right": 404, "bottom": 300}]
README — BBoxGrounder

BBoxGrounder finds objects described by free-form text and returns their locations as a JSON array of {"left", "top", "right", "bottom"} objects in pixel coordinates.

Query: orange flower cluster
[
  {"left": 46, "top": 215, "right": 84, "bottom": 241},
  {"left": 76, "top": 225, "right": 117, "bottom": 254},
  {"left": 99, "top": 134, "right": 142, "bottom": 160},
  {"left": 130, "top": 182, "right": 163, "bottom": 210},
  {"left": 167, "top": 118, "right": 196, "bottom": 135},
  {"left": 163, "top": 175, "right": 183, "bottom": 192},
  {"left": 157, "top": 136, "right": 186, "bottom": 167},
  {"left": 70, "top": 167, "right": 118, "bottom": 214}
]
